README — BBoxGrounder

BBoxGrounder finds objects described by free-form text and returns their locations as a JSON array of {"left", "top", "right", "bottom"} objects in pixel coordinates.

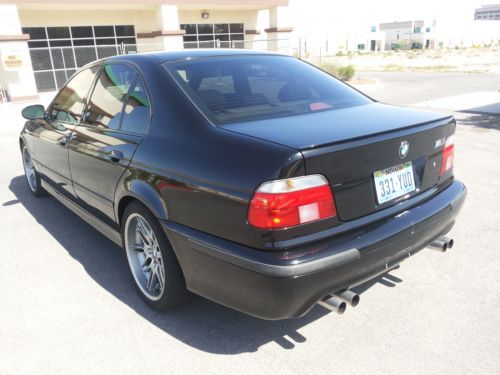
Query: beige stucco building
[{"left": 0, "top": 0, "right": 292, "bottom": 101}]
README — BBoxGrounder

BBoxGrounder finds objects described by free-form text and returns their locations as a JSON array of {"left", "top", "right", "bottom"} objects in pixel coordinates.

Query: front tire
[
  {"left": 122, "top": 201, "right": 189, "bottom": 310},
  {"left": 21, "top": 145, "right": 45, "bottom": 197}
]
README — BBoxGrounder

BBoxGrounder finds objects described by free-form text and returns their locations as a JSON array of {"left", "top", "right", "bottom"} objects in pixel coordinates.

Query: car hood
[{"left": 219, "top": 103, "right": 450, "bottom": 150}]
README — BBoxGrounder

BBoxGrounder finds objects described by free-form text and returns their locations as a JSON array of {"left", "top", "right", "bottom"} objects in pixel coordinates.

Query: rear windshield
[{"left": 164, "top": 55, "right": 372, "bottom": 124}]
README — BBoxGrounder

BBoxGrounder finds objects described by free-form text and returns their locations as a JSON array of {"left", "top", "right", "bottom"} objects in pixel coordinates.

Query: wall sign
[{"left": 2, "top": 51, "right": 23, "bottom": 70}]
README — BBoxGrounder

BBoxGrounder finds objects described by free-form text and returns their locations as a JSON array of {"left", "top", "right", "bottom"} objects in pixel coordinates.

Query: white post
[
  {"left": 265, "top": 6, "right": 293, "bottom": 53},
  {"left": 156, "top": 5, "right": 184, "bottom": 51},
  {"left": 0, "top": 5, "right": 38, "bottom": 101}
]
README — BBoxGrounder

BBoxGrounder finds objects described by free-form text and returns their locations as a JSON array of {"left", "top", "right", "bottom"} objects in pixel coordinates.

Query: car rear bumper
[{"left": 161, "top": 180, "right": 466, "bottom": 320}]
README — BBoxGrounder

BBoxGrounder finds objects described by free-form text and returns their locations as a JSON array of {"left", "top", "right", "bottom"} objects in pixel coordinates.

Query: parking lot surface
[{"left": 1, "top": 73, "right": 499, "bottom": 374}]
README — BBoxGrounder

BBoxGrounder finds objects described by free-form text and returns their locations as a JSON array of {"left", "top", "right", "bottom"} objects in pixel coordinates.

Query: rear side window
[
  {"left": 165, "top": 55, "right": 371, "bottom": 124},
  {"left": 84, "top": 64, "right": 136, "bottom": 129},
  {"left": 121, "top": 77, "right": 151, "bottom": 134},
  {"left": 51, "top": 66, "right": 99, "bottom": 124}
]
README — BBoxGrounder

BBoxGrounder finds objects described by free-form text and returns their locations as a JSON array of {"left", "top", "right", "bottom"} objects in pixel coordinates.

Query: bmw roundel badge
[{"left": 399, "top": 141, "right": 410, "bottom": 159}]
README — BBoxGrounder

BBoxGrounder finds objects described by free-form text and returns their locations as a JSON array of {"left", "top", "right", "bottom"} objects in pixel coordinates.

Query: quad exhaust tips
[
  {"left": 428, "top": 236, "right": 454, "bottom": 252},
  {"left": 319, "top": 290, "right": 360, "bottom": 314},
  {"left": 336, "top": 290, "right": 360, "bottom": 307},
  {"left": 319, "top": 295, "right": 346, "bottom": 314}
]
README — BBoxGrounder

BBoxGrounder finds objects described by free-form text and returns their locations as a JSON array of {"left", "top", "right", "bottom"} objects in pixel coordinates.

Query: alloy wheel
[
  {"left": 22, "top": 147, "right": 37, "bottom": 192},
  {"left": 124, "top": 213, "right": 166, "bottom": 301}
]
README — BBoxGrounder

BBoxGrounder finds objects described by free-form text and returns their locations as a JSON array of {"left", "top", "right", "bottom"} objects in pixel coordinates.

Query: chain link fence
[
  {"left": 28, "top": 44, "right": 125, "bottom": 92},
  {"left": 25, "top": 38, "right": 294, "bottom": 93}
]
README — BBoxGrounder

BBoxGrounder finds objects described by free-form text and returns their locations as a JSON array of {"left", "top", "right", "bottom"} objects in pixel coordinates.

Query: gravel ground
[
  {"left": 315, "top": 48, "right": 500, "bottom": 74},
  {"left": 0, "top": 80, "right": 499, "bottom": 374}
]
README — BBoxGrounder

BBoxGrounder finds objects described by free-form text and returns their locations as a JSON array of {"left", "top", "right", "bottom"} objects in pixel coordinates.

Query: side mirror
[{"left": 22, "top": 104, "right": 46, "bottom": 120}]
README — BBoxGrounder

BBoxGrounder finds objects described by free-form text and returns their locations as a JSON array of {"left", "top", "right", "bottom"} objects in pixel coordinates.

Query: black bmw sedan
[{"left": 19, "top": 50, "right": 466, "bottom": 319}]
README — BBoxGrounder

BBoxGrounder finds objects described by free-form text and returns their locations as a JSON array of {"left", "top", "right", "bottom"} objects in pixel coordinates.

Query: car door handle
[
  {"left": 58, "top": 136, "right": 68, "bottom": 146},
  {"left": 108, "top": 150, "right": 124, "bottom": 162},
  {"left": 58, "top": 133, "right": 77, "bottom": 147}
]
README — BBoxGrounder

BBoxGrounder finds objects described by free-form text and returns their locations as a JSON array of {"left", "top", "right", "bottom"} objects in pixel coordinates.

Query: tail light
[
  {"left": 440, "top": 135, "right": 455, "bottom": 176},
  {"left": 248, "top": 175, "right": 336, "bottom": 229}
]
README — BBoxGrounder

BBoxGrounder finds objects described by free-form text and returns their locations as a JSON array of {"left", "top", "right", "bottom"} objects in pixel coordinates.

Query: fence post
[
  {"left": 0, "top": 70, "right": 7, "bottom": 103},
  {"left": 61, "top": 47, "right": 68, "bottom": 81}
]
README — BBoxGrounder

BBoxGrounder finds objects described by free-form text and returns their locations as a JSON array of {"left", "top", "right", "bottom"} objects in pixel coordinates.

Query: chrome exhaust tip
[
  {"left": 318, "top": 295, "right": 347, "bottom": 314},
  {"left": 336, "top": 290, "right": 360, "bottom": 307},
  {"left": 428, "top": 236, "right": 454, "bottom": 252}
]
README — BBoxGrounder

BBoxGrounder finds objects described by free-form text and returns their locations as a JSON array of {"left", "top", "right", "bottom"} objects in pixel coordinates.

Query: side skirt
[{"left": 41, "top": 180, "right": 122, "bottom": 246}]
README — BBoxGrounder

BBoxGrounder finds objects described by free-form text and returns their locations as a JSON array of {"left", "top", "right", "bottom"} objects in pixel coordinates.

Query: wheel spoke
[
  {"left": 133, "top": 243, "right": 144, "bottom": 253},
  {"left": 157, "top": 271, "right": 165, "bottom": 292},
  {"left": 157, "top": 263, "right": 165, "bottom": 292},
  {"left": 146, "top": 267, "right": 157, "bottom": 291},
  {"left": 136, "top": 218, "right": 152, "bottom": 245}
]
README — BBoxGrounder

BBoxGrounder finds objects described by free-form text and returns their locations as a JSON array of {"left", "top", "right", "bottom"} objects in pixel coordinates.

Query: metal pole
[
  {"left": 46, "top": 46, "right": 58, "bottom": 90},
  {"left": 0, "top": 70, "right": 7, "bottom": 103},
  {"left": 61, "top": 47, "right": 68, "bottom": 81}
]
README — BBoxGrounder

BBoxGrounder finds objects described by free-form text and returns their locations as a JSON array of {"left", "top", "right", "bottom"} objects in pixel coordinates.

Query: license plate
[{"left": 374, "top": 161, "right": 416, "bottom": 204}]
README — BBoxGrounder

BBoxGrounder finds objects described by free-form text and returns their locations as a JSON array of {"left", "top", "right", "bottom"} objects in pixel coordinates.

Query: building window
[
  {"left": 22, "top": 25, "right": 136, "bottom": 92},
  {"left": 370, "top": 26, "right": 377, "bottom": 32},
  {"left": 180, "top": 23, "right": 244, "bottom": 49},
  {"left": 414, "top": 27, "right": 422, "bottom": 33}
]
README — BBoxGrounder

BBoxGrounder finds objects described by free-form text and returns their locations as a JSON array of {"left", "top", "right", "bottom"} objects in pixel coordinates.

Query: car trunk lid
[
  {"left": 301, "top": 117, "right": 455, "bottom": 220},
  {"left": 221, "top": 102, "right": 455, "bottom": 221},
  {"left": 219, "top": 103, "right": 451, "bottom": 150}
]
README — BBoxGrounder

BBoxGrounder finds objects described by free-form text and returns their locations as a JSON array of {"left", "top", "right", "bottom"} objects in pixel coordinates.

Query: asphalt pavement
[
  {"left": 0, "top": 72, "right": 499, "bottom": 375},
  {"left": 356, "top": 71, "right": 500, "bottom": 105}
]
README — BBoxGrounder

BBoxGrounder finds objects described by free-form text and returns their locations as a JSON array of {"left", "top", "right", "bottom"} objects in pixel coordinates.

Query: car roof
[{"left": 106, "top": 49, "right": 283, "bottom": 64}]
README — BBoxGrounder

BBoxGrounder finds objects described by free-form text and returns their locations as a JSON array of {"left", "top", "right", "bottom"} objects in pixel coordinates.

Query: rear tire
[
  {"left": 21, "top": 145, "right": 46, "bottom": 197},
  {"left": 122, "top": 201, "right": 190, "bottom": 310}
]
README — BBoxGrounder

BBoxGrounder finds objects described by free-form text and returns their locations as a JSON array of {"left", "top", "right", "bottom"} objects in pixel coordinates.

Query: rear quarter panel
[{"left": 114, "top": 59, "right": 306, "bottom": 249}]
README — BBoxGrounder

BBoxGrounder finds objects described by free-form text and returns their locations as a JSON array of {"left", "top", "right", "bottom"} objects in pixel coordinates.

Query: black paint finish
[{"left": 20, "top": 50, "right": 466, "bottom": 319}]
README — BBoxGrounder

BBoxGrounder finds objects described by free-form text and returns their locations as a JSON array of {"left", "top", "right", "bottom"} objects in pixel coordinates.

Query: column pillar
[
  {"left": 156, "top": 5, "right": 184, "bottom": 51},
  {"left": 265, "top": 6, "right": 293, "bottom": 53},
  {"left": 0, "top": 5, "right": 38, "bottom": 102}
]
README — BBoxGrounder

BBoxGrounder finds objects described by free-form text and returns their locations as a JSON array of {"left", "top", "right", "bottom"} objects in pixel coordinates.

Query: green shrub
[
  {"left": 317, "top": 63, "right": 355, "bottom": 81},
  {"left": 337, "top": 65, "right": 355, "bottom": 81}
]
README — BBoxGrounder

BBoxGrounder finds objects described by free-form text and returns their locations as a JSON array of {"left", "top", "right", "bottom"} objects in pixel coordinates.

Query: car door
[
  {"left": 68, "top": 63, "right": 151, "bottom": 224},
  {"left": 31, "top": 66, "right": 99, "bottom": 198}
]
